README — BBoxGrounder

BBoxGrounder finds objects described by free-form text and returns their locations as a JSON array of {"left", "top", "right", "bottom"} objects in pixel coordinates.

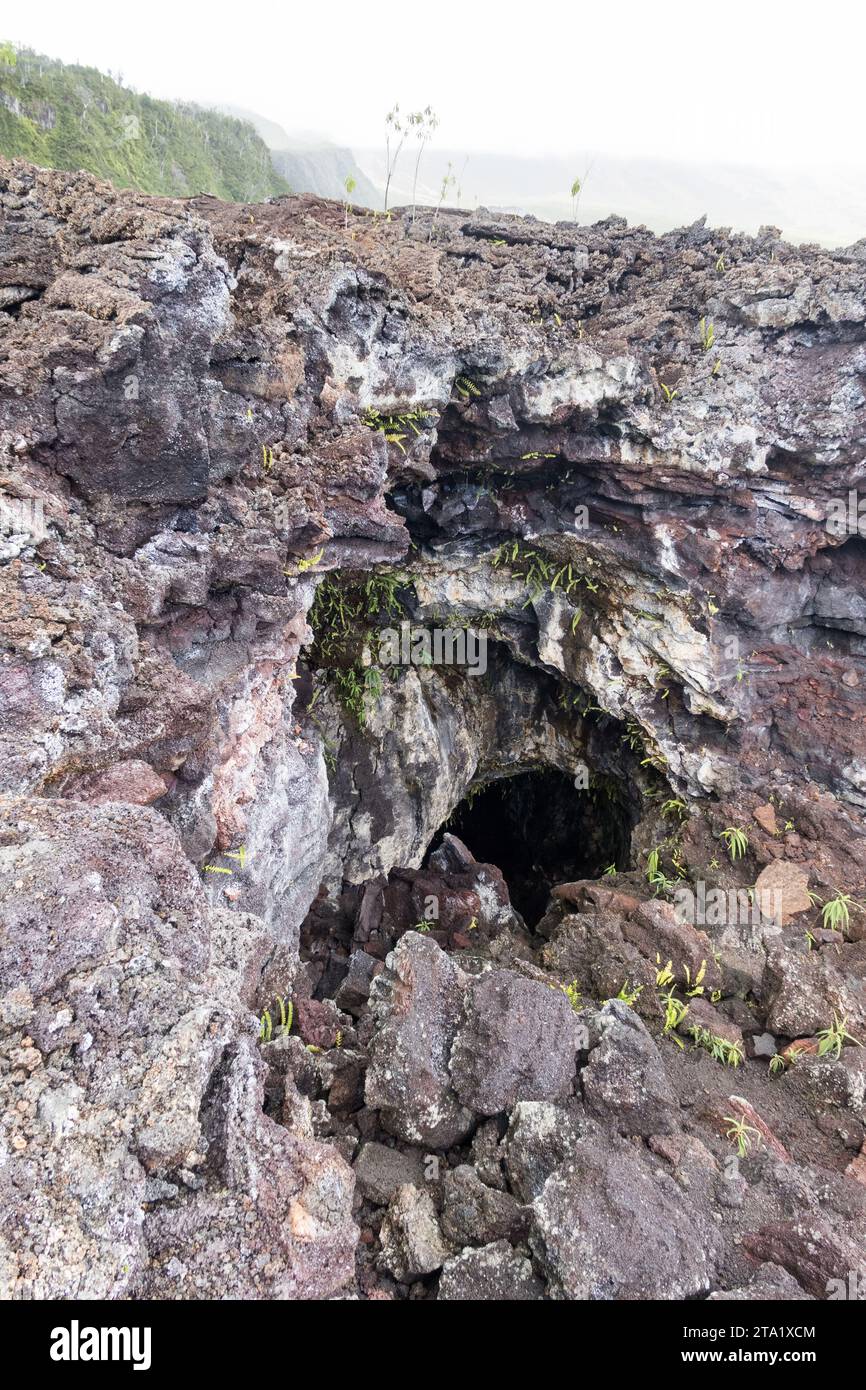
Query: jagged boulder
[
  {"left": 529, "top": 1130, "right": 722, "bottom": 1299},
  {"left": 364, "top": 934, "right": 473, "bottom": 1148},
  {"left": 377, "top": 1185, "right": 450, "bottom": 1282},
  {"left": 764, "top": 939, "right": 866, "bottom": 1037},
  {"left": 502, "top": 1102, "right": 582, "bottom": 1202},
  {"left": 450, "top": 969, "right": 583, "bottom": 1115},
  {"left": 581, "top": 1000, "right": 679, "bottom": 1136},
  {"left": 440, "top": 1164, "right": 528, "bottom": 1247},
  {"left": 437, "top": 1240, "right": 544, "bottom": 1301}
]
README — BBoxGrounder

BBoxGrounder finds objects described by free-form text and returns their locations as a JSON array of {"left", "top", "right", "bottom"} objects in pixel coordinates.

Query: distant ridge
[
  {"left": 0, "top": 45, "right": 289, "bottom": 201},
  {"left": 220, "top": 104, "right": 379, "bottom": 207}
]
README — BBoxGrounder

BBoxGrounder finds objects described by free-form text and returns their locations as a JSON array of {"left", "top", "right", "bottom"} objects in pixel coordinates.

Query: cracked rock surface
[{"left": 2, "top": 157, "right": 866, "bottom": 1299}]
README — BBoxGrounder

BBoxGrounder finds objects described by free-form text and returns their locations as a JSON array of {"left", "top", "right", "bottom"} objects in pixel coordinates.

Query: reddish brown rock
[
  {"left": 64, "top": 759, "right": 169, "bottom": 806},
  {"left": 753, "top": 803, "right": 779, "bottom": 836},
  {"left": 754, "top": 859, "right": 812, "bottom": 926},
  {"left": 705, "top": 1095, "right": 792, "bottom": 1163},
  {"left": 294, "top": 997, "right": 343, "bottom": 1050},
  {"left": 846, "top": 1143, "right": 866, "bottom": 1187}
]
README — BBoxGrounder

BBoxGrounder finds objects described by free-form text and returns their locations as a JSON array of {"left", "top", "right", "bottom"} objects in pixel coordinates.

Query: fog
[{"left": 8, "top": 0, "right": 866, "bottom": 243}]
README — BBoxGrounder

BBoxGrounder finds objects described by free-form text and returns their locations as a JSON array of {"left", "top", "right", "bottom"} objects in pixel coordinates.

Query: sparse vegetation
[
  {"left": 724, "top": 1114, "right": 762, "bottom": 1159},
  {"left": 361, "top": 406, "right": 433, "bottom": 454},
  {"left": 645, "top": 848, "right": 678, "bottom": 896},
  {"left": 490, "top": 541, "right": 598, "bottom": 612},
  {"left": 307, "top": 569, "right": 412, "bottom": 727},
  {"left": 689, "top": 1026, "right": 744, "bottom": 1068},
  {"left": 719, "top": 826, "right": 748, "bottom": 861},
  {"left": 563, "top": 980, "right": 582, "bottom": 1010},
  {"left": 661, "top": 987, "right": 689, "bottom": 1047},
  {"left": 569, "top": 162, "right": 592, "bottom": 222},
  {"left": 816, "top": 1013, "right": 861, "bottom": 1060},
  {"left": 430, "top": 161, "right": 457, "bottom": 238},
  {"left": 819, "top": 890, "right": 861, "bottom": 936},
  {"left": 260, "top": 995, "right": 293, "bottom": 1043},
  {"left": 343, "top": 174, "right": 357, "bottom": 229},
  {"left": 409, "top": 106, "right": 438, "bottom": 223},
  {"left": 296, "top": 548, "right": 326, "bottom": 573},
  {"left": 683, "top": 960, "right": 708, "bottom": 997},
  {"left": 455, "top": 375, "right": 482, "bottom": 401},
  {"left": 383, "top": 104, "right": 406, "bottom": 212},
  {"left": 615, "top": 981, "right": 643, "bottom": 1006}
]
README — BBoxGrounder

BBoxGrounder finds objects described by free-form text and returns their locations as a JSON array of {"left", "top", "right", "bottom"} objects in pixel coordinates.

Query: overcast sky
[{"left": 9, "top": 0, "right": 866, "bottom": 171}]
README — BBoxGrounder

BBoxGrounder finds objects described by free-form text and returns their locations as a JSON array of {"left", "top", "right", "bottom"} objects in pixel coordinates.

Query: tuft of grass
[
  {"left": 719, "top": 826, "right": 748, "bottom": 861},
  {"left": 689, "top": 1025, "right": 744, "bottom": 1068},
  {"left": 816, "top": 1013, "right": 861, "bottom": 1061},
  {"left": 724, "top": 1114, "right": 762, "bottom": 1159},
  {"left": 819, "top": 891, "right": 861, "bottom": 936},
  {"left": 660, "top": 987, "right": 689, "bottom": 1047}
]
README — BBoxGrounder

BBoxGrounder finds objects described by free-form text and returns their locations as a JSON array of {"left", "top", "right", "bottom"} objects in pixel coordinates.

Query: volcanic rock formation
[{"left": 1, "top": 157, "right": 866, "bottom": 1300}]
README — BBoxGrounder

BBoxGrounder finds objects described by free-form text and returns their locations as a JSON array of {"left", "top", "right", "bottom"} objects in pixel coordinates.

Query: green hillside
[{"left": 0, "top": 44, "right": 290, "bottom": 201}]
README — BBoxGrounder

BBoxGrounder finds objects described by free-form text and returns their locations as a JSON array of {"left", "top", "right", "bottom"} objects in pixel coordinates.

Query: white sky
[{"left": 8, "top": 0, "right": 866, "bottom": 170}]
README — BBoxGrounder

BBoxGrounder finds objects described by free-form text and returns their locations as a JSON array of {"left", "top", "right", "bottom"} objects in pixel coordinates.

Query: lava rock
[
  {"left": 678, "top": 995, "right": 745, "bottom": 1052},
  {"left": 708, "top": 1263, "right": 813, "bottom": 1300},
  {"left": 144, "top": 1039, "right": 358, "bottom": 1300},
  {"left": 502, "top": 1101, "right": 581, "bottom": 1202},
  {"left": 764, "top": 939, "right": 866, "bottom": 1037},
  {"left": 440, "top": 1164, "right": 528, "bottom": 1246},
  {"left": 450, "top": 969, "right": 583, "bottom": 1114},
  {"left": 743, "top": 1219, "right": 866, "bottom": 1300},
  {"left": 364, "top": 934, "right": 474, "bottom": 1148},
  {"left": 530, "top": 1132, "right": 721, "bottom": 1299},
  {"left": 747, "top": 1031, "right": 778, "bottom": 1059},
  {"left": 353, "top": 1142, "right": 429, "bottom": 1207},
  {"left": 377, "top": 1185, "right": 451, "bottom": 1282},
  {"left": 437, "top": 1240, "right": 545, "bottom": 1301},
  {"left": 753, "top": 859, "right": 812, "bottom": 926},
  {"left": 469, "top": 1118, "right": 508, "bottom": 1190},
  {"left": 582, "top": 1000, "right": 679, "bottom": 1136},
  {"left": 334, "top": 950, "right": 383, "bottom": 1016},
  {"left": 295, "top": 997, "right": 344, "bottom": 1049}
]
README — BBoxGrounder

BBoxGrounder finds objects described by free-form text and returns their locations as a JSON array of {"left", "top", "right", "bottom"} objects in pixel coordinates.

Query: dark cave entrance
[{"left": 435, "top": 766, "right": 633, "bottom": 926}]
